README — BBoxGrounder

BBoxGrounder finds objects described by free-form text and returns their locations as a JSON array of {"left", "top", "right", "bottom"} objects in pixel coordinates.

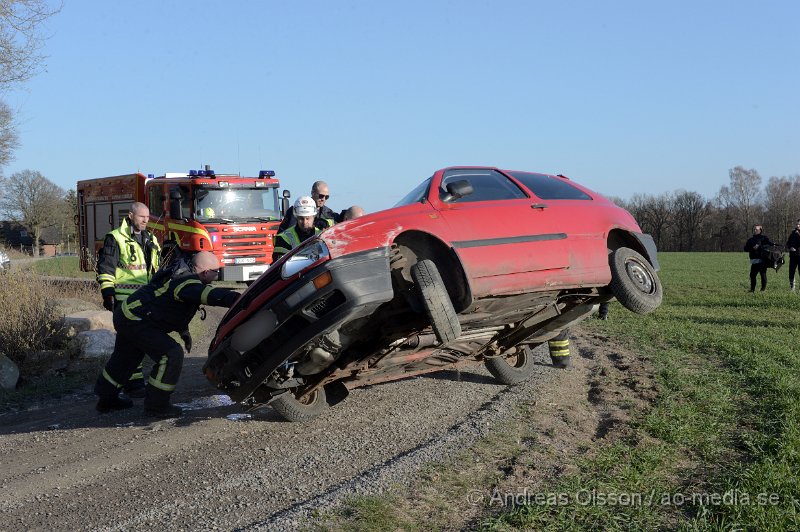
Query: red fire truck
[{"left": 77, "top": 168, "right": 290, "bottom": 282}]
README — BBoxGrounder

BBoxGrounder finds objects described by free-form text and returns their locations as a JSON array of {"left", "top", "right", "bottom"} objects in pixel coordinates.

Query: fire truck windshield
[{"left": 194, "top": 187, "right": 281, "bottom": 223}]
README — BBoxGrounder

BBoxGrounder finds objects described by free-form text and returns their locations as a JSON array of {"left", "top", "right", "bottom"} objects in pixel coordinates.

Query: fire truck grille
[
  {"left": 221, "top": 233, "right": 270, "bottom": 249},
  {"left": 221, "top": 234, "right": 268, "bottom": 239},
  {"left": 222, "top": 241, "right": 268, "bottom": 248}
]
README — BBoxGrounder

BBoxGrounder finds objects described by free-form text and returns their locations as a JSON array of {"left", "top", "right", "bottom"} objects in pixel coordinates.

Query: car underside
[{"left": 204, "top": 166, "right": 664, "bottom": 421}]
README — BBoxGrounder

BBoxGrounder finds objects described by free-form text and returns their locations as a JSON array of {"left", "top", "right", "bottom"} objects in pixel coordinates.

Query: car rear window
[
  {"left": 508, "top": 171, "right": 593, "bottom": 200},
  {"left": 441, "top": 169, "right": 527, "bottom": 203}
]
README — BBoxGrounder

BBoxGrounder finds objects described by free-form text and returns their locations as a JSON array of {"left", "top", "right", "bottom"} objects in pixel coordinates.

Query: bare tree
[
  {"left": 0, "top": 0, "right": 60, "bottom": 173},
  {"left": 628, "top": 192, "right": 674, "bottom": 251},
  {"left": 672, "top": 190, "right": 710, "bottom": 251},
  {"left": 763, "top": 176, "right": 794, "bottom": 244},
  {"left": 0, "top": 99, "right": 17, "bottom": 169},
  {"left": 0, "top": 0, "right": 59, "bottom": 86},
  {"left": 717, "top": 166, "right": 763, "bottom": 243},
  {"left": 0, "top": 169, "right": 64, "bottom": 256}
]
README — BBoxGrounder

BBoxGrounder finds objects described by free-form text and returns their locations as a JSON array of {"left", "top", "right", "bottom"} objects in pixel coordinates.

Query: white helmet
[{"left": 294, "top": 196, "right": 318, "bottom": 217}]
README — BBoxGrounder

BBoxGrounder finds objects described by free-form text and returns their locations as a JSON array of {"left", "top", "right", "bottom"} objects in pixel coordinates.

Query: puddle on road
[
  {"left": 175, "top": 394, "right": 236, "bottom": 411},
  {"left": 225, "top": 413, "right": 252, "bottom": 421}
]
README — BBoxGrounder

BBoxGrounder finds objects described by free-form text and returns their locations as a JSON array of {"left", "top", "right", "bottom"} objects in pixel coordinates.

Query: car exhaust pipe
[{"left": 296, "top": 347, "right": 335, "bottom": 375}]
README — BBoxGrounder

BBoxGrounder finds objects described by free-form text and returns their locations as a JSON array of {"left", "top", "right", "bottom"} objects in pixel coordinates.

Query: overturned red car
[{"left": 204, "top": 166, "right": 663, "bottom": 421}]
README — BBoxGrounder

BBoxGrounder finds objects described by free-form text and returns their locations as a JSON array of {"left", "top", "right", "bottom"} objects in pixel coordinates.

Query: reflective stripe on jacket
[
  {"left": 97, "top": 217, "right": 161, "bottom": 301},
  {"left": 272, "top": 226, "right": 322, "bottom": 260},
  {"left": 121, "top": 269, "right": 239, "bottom": 332}
]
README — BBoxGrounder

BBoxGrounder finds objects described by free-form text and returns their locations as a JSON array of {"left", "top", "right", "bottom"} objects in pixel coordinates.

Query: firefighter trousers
[
  {"left": 112, "top": 300, "right": 145, "bottom": 389},
  {"left": 548, "top": 329, "right": 572, "bottom": 368},
  {"left": 95, "top": 310, "right": 185, "bottom": 409}
]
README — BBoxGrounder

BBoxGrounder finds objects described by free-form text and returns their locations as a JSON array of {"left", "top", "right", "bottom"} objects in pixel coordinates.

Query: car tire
[
  {"left": 485, "top": 345, "right": 537, "bottom": 385},
  {"left": 609, "top": 247, "right": 663, "bottom": 314},
  {"left": 411, "top": 259, "right": 461, "bottom": 344},
  {"left": 271, "top": 387, "right": 328, "bottom": 422}
]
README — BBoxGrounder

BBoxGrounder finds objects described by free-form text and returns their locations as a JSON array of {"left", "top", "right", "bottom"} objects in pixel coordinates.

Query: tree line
[{"left": 612, "top": 166, "right": 800, "bottom": 252}]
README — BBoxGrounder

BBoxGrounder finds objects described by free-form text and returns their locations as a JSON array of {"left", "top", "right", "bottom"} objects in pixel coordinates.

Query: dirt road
[{"left": 0, "top": 314, "right": 651, "bottom": 530}]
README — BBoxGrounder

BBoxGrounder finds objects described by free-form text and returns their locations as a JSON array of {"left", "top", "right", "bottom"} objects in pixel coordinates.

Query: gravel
[{"left": 0, "top": 321, "right": 560, "bottom": 530}]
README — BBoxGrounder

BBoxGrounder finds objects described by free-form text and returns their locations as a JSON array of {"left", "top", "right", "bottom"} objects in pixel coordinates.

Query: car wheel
[
  {"left": 609, "top": 247, "right": 663, "bottom": 314},
  {"left": 271, "top": 387, "right": 328, "bottom": 422},
  {"left": 411, "top": 259, "right": 461, "bottom": 344},
  {"left": 485, "top": 345, "right": 537, "bottom": 385}
]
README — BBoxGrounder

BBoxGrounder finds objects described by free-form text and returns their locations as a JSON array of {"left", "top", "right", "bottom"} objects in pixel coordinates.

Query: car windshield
[
  {"left": 394, "top": 177, "right": 432, "bottom": 208},
  {"left": 194, "top": 187, "right": 281, "bottom": 222}
]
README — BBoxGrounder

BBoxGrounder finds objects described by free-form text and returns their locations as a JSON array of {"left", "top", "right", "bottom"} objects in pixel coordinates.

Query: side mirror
[
  {"left": 169, "top": 188, "right": 184, "bottom": 220},
  {"left": 281, "top": 190, "right": 291, "bottom": 216},
  {"left": 441, "top": 179, "right": 474, "bottom": 202}
]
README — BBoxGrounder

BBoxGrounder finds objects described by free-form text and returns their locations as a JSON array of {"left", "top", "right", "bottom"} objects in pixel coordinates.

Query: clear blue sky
[{"left": 4, "top": 0, "right": 799, "bottom": 214}]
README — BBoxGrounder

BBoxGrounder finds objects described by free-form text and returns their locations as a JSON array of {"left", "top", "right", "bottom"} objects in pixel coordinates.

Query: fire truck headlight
[{"left": 281, "top": 241, "right": 330, "bottom": 279}]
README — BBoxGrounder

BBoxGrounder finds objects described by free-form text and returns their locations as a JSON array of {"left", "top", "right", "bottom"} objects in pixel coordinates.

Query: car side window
[
  {"left": 508, "top": 171, "right": 593, "bottom": 200},
  {"left": 441, "top": 169, "right": 527, "bottom": 203}
]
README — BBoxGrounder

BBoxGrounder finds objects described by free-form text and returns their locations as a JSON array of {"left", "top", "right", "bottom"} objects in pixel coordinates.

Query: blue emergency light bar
[
  {"left": 189, "top": 169, "right": 216, "bottom": 178},
  {"left": 259, "top": 170, "right": 276, "bottom": 178}
]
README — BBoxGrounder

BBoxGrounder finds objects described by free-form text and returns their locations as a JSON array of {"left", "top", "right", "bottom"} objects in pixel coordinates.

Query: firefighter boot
[
  {"left": 95, "top": 374, "right": 134, "bottom": 413},
  {"left": 144, "top": 387, "right": 183, "bottom": 419},
  {"left": 548, "top": 331, "right": 572, "bottom": 369}
]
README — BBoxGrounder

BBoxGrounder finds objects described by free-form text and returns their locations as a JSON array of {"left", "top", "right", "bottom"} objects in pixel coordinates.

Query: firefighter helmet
[
  {"left": 294, "top": 196, "right": 317, "bottom": 217},
  {"left": 202, "top": 207, "right": 215, "bottom": 218}
]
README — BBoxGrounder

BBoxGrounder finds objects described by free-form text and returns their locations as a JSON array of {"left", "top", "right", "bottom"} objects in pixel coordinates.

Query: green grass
[
  {"left": 483, "top": 252, "right": 800, "bottom": 530},
  {"left": 28, "top": 256, "right": 96, "bottom": 278},
  {"left": 314, "top": 252, "right": 800, "bottom": 530}
]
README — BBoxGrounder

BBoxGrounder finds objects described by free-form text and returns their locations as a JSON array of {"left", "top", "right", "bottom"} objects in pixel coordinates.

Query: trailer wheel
[{"left": 411, "top": 259, "right": 461, "bottom": 344}]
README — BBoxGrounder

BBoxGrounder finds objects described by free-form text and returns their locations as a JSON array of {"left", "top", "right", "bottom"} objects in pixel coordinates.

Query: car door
[{"left": 431, "top": 168, "right": 571, "bottom": 297}]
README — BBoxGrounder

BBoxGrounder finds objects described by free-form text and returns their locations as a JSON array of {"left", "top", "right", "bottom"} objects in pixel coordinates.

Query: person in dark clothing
[
  {"left": 272, "top": 196, "right": 322, "bottom": 262},
  {"left": 95, "top": 202, "right": 161, "bottom": 396},
  {"left": 787, "top": 219, "right": 800, "bottom": 291},
  {"left": 94, "top": 251, "right": 240, "bottom": 418},
  {"left": 744, "top": 224, "right": 774, "bottom": 292},
  {"left": 278, "top": 180, "right": 339, "bottom": 232}
]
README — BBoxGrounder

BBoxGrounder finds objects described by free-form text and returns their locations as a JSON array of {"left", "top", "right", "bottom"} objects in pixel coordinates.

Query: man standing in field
[
  {"left": 744, "top": 224, "right": 774, "bottom": 292},
  {"left": 96, "top": 202, "right": 161, "bottom": 396},
  {"left": 786, "top": 219, "right": 800, "bottom": 292}
]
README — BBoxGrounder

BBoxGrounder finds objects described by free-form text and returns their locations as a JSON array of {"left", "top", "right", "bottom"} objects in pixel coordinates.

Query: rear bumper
[{"left": 205, "top": 247, "right": 393, "bottom": 401}]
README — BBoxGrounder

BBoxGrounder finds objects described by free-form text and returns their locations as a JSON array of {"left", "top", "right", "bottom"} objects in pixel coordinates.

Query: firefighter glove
[
  {"left": 180, "top": 330, "right": 192, "bottom": 353},
  {"left": 103, "top": 295, "right": 115, "bottom": 312},
  {"left": 222, "top": 291, "right": 239, "bottom": 308}
]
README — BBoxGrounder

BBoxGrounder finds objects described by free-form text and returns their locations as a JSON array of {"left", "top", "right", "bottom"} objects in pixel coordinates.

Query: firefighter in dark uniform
[
  {"left": 272, "top": 196, "right": 324, "bottom": 262},
  {"left": 786, "top": 219, "right": 800, "bottom": 291},
  {"left": 94, "top": 251, "right": 240, "bottom": 418},
  {"left": 744, "top": 224, "right": 774, "bottom": 292},
  {"left": 96, "top": 202, "right": 161, "bottom": 396},
  {"left": 278, "top": 180, "right": 339, "bottom": 232}
]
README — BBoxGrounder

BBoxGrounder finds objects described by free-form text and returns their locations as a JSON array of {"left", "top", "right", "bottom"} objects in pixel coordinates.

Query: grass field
[
  {"left": 25, "top": 256, "right": 96, "bottom": 278},
  {"left": 320, "top": 252, "right": 800, "bottom": 530}
]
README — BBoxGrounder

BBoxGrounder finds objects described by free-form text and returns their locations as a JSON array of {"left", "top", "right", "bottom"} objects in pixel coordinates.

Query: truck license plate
[{"left": 234, "top": 257, "right": 257, "bottom": 265}]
